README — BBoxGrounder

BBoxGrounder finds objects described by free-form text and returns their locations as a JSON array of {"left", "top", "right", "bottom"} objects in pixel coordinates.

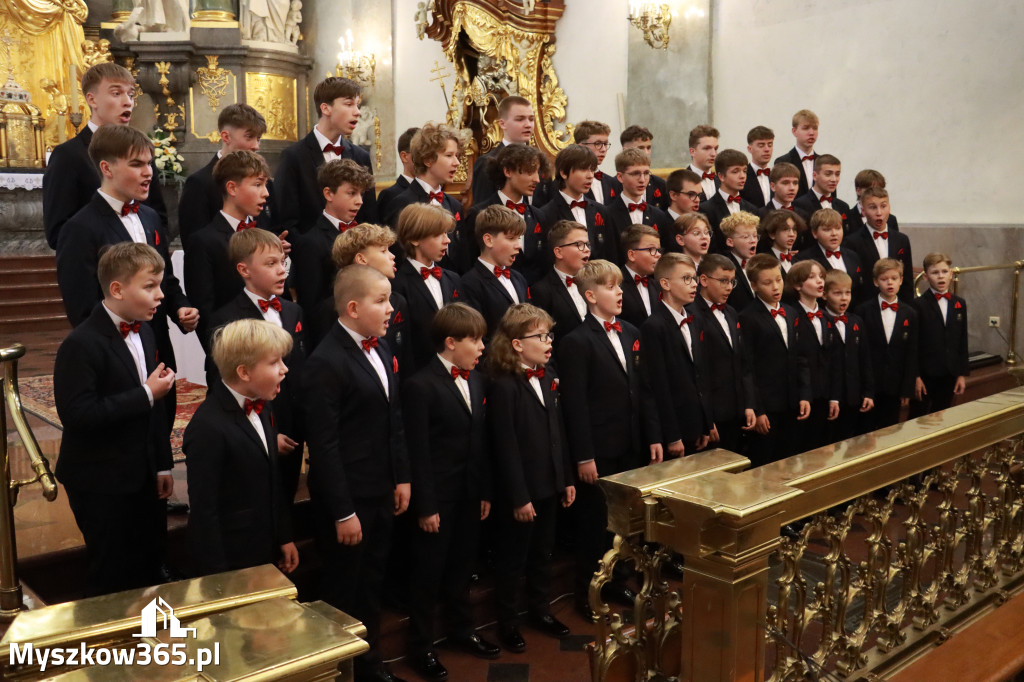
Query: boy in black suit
[
  {"left": 209, "top": 229, "right": 307, "bottom": 501},
  {"left": 291, "top": 157, "right": 373, "bottom": 337},
  {"left": 686, "top": 124, "right": 720, "bottom": 202},
  {"left": 471, "top": 95, "right": 536, "bottom": 205},
  {"left": 793, "top": 208, "right": 865, "bottom": 301},
  {"left": 665, "top": 168, "right": 703, "bottom": 224},
  {"left": 392, "top": 203, "right": 462, "bottom": 374},
  {"left": 689, "top": 255, "right": 756, "bottom": 452},
  {"left": 377, "top": 126, "right": 419, "bottom": 220},
  {"left": 855, "top": 258, "right": 920, "bottom": 431},
  {"left": 739, "top": 254, "right": 811, "bottom": 465},
  {"left": 184, "top": 150, "right": 271, "bottom": 351},
  {"left": 619, "top": 225, "right": 662, "bottom": 328},
  {"left": 786, "top": 261, "right": 841, "bottom": 451},
  {"left": 461, "top": 204, "right": 529, "bottom": 338},
  {"left": 404, "top": 304, "right": 500, "bottom": 680},
  {"left": 910, "top": 253, "right": 968, "bottom": 417},
  {"left": 486, "top": 303, "right": 576, "bottom": 652},
  {"left": 562, "top": 260, "right": 659, "bottom": 617},
  {"left": 459, "top": 143, "right": 546, "bottom": 279},
  {"left": 758, "top": 162, "right": 800, "bottom": 218},
  {"left": 574, "top": 120, "right": 616, "bottom": 205},
  {"left": 756, "top": 210, "right": 804, "bottom": 276},
  {"left": 305, "top": 265, "right": 410, "bottom": 682},
  {"left": 719, "top": 211, "right": 760, "bottom": 311},
  {"left": 384, "top": 122, "right": 465, "bottom": 236},
  {"left": 608, "top": 148, "right": 673, "bottom": 249},
  {"left": 527, "top": 220, "right": 591, "bottom": 358},
  {"left": 844, "top": 187, "right": 915, "bottom": 301},
  {"left": 44, "top": 62, "right": 167, "bottom": 249},
  {"left": 642, "top": 252, "right": 715, "bottom": 457},
  {"left": 742, "top": 126, "right": 774, "bottom": 208},
  {"left": 185, "top": 319, "right": 299, "bottom": 577},
  {"left": 535, "top": 144, "right": 617, "bottom": 263},
  {"left": 275, "top": 77, "right": 376, "bottom": 234},
  {"left": 850, "top": 169, "right": 900, "bottom": 233},
  {"left": 773, "top": 109, "right": 820, "bottom": 198},
  {"left": 178, "top": 103, "right": 271, "bottom": 247},
  {"left": 54, "top": 243, "right": 176, "bottom": 596},
  {"left": 700, "top": 149, "right": 759, "bottom": 254},
  {"left": 793, "top": 154, "right": 851, "bottom": 247},
  {"left": 618, "top": 125, "right": 670, "bottom": 210},
  {"left": 822, "top": 270, "right": 874, "bottom": 441}
]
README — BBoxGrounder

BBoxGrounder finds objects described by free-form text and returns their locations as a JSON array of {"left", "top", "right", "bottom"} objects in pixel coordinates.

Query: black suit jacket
[
  {"left": 183, "top": 213, "right": 245, "bottom": 350},
  {"left": 741, "top": 164, "right": 772, "bottom": 208},
  {"left": 823, "top": 309, "right": 875, "bottom": 406},
  {"left": 855, "top": 298, "right": 919, "bottom": 398},
  {"left": 291, "top": 214, "right": 341, "bottom": 326},
  {"left": 43, "top": 126, "right": 167, "bottom": 249},
  {"left": 53, "top": 305, "right": 172, "bottom": 494},
  {"left": 528, "top": 268, "right": 585, "bottom": 358},
  {"left": 274, "top": 131, "right": 377, "bottom": 234},
  {"left": 534, "top": 193, "right": 617, "bottom": 264},
  {"left": 403, "top": 356, "right": 490, "bottom": 517},
  {"left": 458, "top": 193, "right": 544, "bottom": 281},
  {"left": 55, "top": 193, "right": 189, "bottom": 369},
  {"left": 488, "top": 369, "right": 572, "bottom": 506},
  {"left": 789, "top": 306, "right": 842, "bottom": 402},
  {"left": 177, "top": 153, "right": 278, "bottom": 247},
  {"left": 723, "top": 252, "right": 756, "bottom": 311},
  {"left": 377, "top": 175, "right": 411, "bottom": 221},
  {"left": 384, "top": 180, "right": 463, "bottom": 229},
  {"left": 184, "top": 380, "right": 292, "bottom": 575},
  {"left": 699, "top": 192, "right": 758, "bottom": 254},
  {"left": 605, "top": 197, "right": 674, "bottom": 260},
  {"left": 392, "top": 258, "right": 461, "bottom": 373},
  {"left": 774, "top": 147, "right": 815, "bottom": 198},
  {"left": 912, "top": 293, "right": 969, "bottom": 378},
  {"left": 844, "top": 226, "right": 915, "bottom": 302},
  {"left": 471, "top": 144, "right": 502, "bottom": 207},
  {"left": 208, "top": 291, "right": 307, "bottom": 440},
  {"left": 559, "top": 315, "right": 655, "bottom": 468},
  {"left": 460, "top": 260, "right": 529, "bottom": 338},
  {"left": 793, "top": 243, "right": 866, "bottom": 302},
  {"left": 619, "top": 266, "right": 657, "bottom": 329},
  {"left": 304, "top": 324, "right": 409, "bottom": 520},
  {"left": 738, "top": 301, "right": 812, "bottom": 414},
  {"left": 687, "top": 297, "right": 756, "bottom": 424},
  {"left": 640, "top": 303, "right": 714, "bottom": 444},
  {"left": 588, "top": 171, "right": 619, "bottom": 206}
]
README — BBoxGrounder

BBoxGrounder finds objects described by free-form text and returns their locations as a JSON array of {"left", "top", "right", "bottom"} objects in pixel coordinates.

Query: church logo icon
[{"left": 133, "top": 597, "right": 197, "bottom": 639}]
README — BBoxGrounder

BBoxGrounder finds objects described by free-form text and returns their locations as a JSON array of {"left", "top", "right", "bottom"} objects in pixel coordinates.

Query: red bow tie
[
  {"left": 569, "top": 199, "right": 588, "bottom": 210},
  {"left": 873, "top": 231, "right": 888, "bottom": 240},
  {"left": 244, "top": 398, "right": 265, "bottom": 416},
  {"left": 727, "top": 194, "right": 742, "bottom": 204},
  {"left": 594, "top": 171, "right": 603, "bottom": 180},
  {"left": 421, "top": 266, "right": 442, "bottom": 280},
  {"left": 428, "top": 190, "right": 445, "bottom": 203},
  {"left": 756, "top": 168, "right": 771, "bottom": 176},
  {"left": 323, "top": 143, "right": 345, "bottom": 155},
  {"left": 564, "top": 276, "right": 575, "bottom": 287},
  {"left": 494, "top": 265, "right": 511, "bottom": 278},
  {"left": 258, "top": 296, "right": 281, "bottom": 313},
  {"left": 120, "top": 200, "right": 140, "bottom": 217},
  {"left": 771, "top": 307, "right": 786, "bottom": 318},
  {"left": 778, "top": 252, "right": 792, "bottom": 262},
  {"left": 361, "top": 336, "right": 379, "bottom": 352},
  {"left": 525, "top": 367, "right": 545, "bottom": 380},
  {"left": 634, "top": 274, "right": 648, "bottom": 287},
  {"left": 820, "top": 195, "right": 833, "bottom": 204},
  {"left": 782, "top": 205, "right": 794, "bottom": 211},
  {"left": 711, "top": 302, "right": 727, "bottom": 312},
  {"left": 740, "top": 258, "right": 748, "bottom": 268},
  {"left": 628, "top": 201, "right": 647, "bottom": 212},
  {"left": 505, "top": 199, "right": 526, "bottom": 214},
  {"left": 702, "top": 171, "right": 716, "bottom": 180},
  {"left": 679, "top": 315, "right": 694, "bottom": 327},
  {"left": 806, "top": 310, "right": 823, "bottom": 320},
  {"left": 118, "top": 320, "right": 141, "bottom": 338},
  {"left": 237, "top": 218, "right": 258, "bottom": 230},
  {"left": 451, "top": 366, "right": 470, "bottom": 381},
  {"left": 833, "top": 314, "right": 848, "bottom": 323},
  {"left": 881, "top": 301, "right": 898, "bottom": 311},
  {"left": 801, "top": 154, "right": 816, "bottom": 162},
  {"left": 604, "top": 320, "right": 622, "bottom": 333},
  {"left": 826, "top": 250, "right": 842, "bottom": 258},
  {"left": 339, "top": 220, "right": 357, "bottom": 232},
  {"left": 935, "top": 292, "right": 951, "bottom": 301}
]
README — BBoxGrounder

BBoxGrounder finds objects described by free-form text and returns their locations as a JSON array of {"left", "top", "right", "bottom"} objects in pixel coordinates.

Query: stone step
[
  {"left": 0, "top": 281, "right": 61, "bottom": 302},
  {"left": 0, "top": 297, "right": 66, "bottom": 319},
  {"left": 0, "top": 254, "right": 56, "bottom": 272},
  {"left": 0, "top": 268, "right": 58, "bottom": 286},
  {"left": 0, "top": 314, "right": 70, "bottom": 334}
]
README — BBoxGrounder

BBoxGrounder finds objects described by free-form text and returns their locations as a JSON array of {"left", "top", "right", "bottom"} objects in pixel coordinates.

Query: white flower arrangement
[{"left": 147, "top": 128, "right": 187, "bottom": 185}]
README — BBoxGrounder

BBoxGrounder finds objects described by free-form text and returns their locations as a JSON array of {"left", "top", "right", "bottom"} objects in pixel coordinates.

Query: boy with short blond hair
[
  {"left": 666, "top": 168, "right": 703, "bottom": 222},
  {"left": 794, "top": 208, "right": 865, "bottom": 301},
  {"left": 774, "top": 109, "right": 820, "bottom": 197},
  {"left": 719, "top": 210, "right": 761, "bottom": 310},
  {"left": 574, "top": 119, "right": 615, "bottom": 204},
  {"left": 461, "top": 204, "right": 530, "bottom": 336},
  {"left": 822, "top": 269, "right": 874, "bottom": 441},
  {"left": 910, "top": 253, "right": 968, "bottom": 418},
  {"left": 742, "top": 126, "right": 774, "bottom": 207},
  {"left": 619, "top": 125, "right": 670, "bottom": 209},
  {"left": 385, "top": 122, "right": 466, "bottom": 233},
  {"left": 700, "top": 149, "right": 758, "bottom": 252},
  {"left": 185, "top": 319, "right": 299, "bottom": 577},
  {"left": 844, "top": 186, "right": 914, "bottom": 301},
  {"left": 607, "top": 147, "right": 672, "bottom": 245},
  {"left": 528, "top": 219, "right": 592, "bottom": 356},
  {"left": 619, "top": 224, "right": 662, "bottom": 327},
  {"left": 687, "top": 124, "right": 720, "bottom": 201}
]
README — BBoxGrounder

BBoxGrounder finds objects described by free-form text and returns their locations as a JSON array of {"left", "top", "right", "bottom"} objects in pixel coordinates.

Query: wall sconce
[
  {"left": 334, "top": 30, "right": 376, "bottom": 88},
  {"left": 628, "top": 3, "right": 673, "bottom": 50}
]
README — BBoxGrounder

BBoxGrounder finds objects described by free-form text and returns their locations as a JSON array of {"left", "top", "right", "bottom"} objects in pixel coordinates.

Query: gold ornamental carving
[
  {"left": 196, "top": 55, "right": 231, "bottom": 112},
  {"left": 153, "top": 60, "right": 184, "bottom": 132},
  {"left": 245, "top": 72, "right": 297, "bottom": 141}
]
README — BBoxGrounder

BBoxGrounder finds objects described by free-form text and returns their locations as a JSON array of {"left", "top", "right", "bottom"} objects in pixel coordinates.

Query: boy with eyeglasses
[
  {"left": 619, "top": 225, "right": 662, "bottom": 328},
  {"left": 528, "top": 220, "right": 592, "bottom": 359},
  {"left": 666, "top": 168, "right": 703, "bottom": 224},
  {"left": 573, "top": 120, "right": 616, "bottom": 204},
  {"left": 607, "top": 148, "right": 672, "bottom": 251},
  {"left": 618, "top": 125, "right": 670, "bottom": 210}
]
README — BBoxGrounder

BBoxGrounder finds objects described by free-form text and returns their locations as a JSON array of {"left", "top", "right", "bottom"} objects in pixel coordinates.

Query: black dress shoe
[
  {"left": 498, "top": 626, "right": 527, "bottom": 653},
  {"left": 528, "top": 613, "right": 570, "bottom": 639},
  {"left": 449, "top": 634, "right": 500, "bottom": 660},
  {"left": 410, "top": 651, "right": 447, "bottom": 682},
  {"left": 602, "top": 583, "right": 637, "bottom": 607}
]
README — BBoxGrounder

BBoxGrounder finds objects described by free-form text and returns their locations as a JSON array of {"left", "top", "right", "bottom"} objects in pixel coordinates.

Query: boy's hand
[
  {"left": 336, "top": 515, "right": 362, "bottom": 545},
  {"left": 915, "top": 377, "right": 927, "bottom": 401},
  {"left": 860, "top": 397, "right": 875, "bottom": 412},
  {"left": 828, "top": 401, "right": 840, "bottom": 420},
  {"left": 418, "top": 513, "right": 440, "bottom": 533},
  {"left": 666, "top": 440, "right": 686, "bottom": 458},
  {"left": 754, "top": 414, "right": 771, "bottom": 434},
  {"left": 709, "top": 424, "right": 721, "bottom": 442},
  {"left": 276, "top": 433, "right": 297, "bottom": 454},
  {"left": 156, "top": 473, "right": 173, "bottom": 499},
  {"left": 695, "top": 434, "right": 710, "bottom": 450},
  {"left": 177, "top": 307, "right": 199, "bottom": 332},
  {"left": 562, "top": 486, "right": 576, "bottom": 507},
  {"left": 954, "top": 376, "right": 966, "bottom": 395},
  {"left": 900, "top": 397, "right": 910, "bottom": 407},
  {"left": 742, "top": 408, "right": 757, "bottom": 430},
  {"left": 797, "top": 400, "right": 811, "bottom": 420},
  {"left": 145, "top": 363, "right": 175, "bottom": 399},
  {"left": 514, "top": 502, "right": 536, "bottom": 522},
  {"left": 279, "top": 230, "right": 292, "bottom": 255},
  {"left": 394, "top": 483, "right": 411, "bottom": 515},
  {"left": 278, "top": 542, "right": 299, "bottom": 573},
  {"left": 577, "top": 460, "right": 598, "bottom": 484},
  {"left": 649, "top": 443, "right": 664, "bottom": 463},
  {"left": 480, "top": 500, "right": 491, "bottom": 521}
]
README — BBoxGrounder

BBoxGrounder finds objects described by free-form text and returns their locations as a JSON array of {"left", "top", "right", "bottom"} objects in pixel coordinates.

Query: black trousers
[
  {"left": 495, "top": 495, "right": 558, "bottom": 628},
  {"left": 747, "top": 410, "right": 797, "bottom": 467},
  {"left": 796, "top": 398, "right": 829, "bottom": 454},
  {"left": 407, "top": 498, "right": 481, "bottom": 655},
  {"left": 315, "top": 494, "right": 394, "bottom": 669},
  {"left": 868, "top": 394, "right": 903, "bottom": 432},
  {"left": 65, "top": 482, "right": 163, "bottom": 597},
  {"left": 714, "top": 417, "right": 744, "bottom": 454},
  {"left": 276, "top": 443, "right": 304, "bottom": 505},
  {"left": 573, "top": 457, "right": 633, "bottom": 596},
  {"left": 909, "top": 374, "right": 957, "bottom": 418},
  {"left": 829, "top": 402, "right": 867, "bottom": 443}
]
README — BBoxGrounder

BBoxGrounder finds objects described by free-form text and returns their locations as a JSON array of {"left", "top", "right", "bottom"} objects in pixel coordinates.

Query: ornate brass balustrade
[{"left": 590, "top": 387, "right": 1024, "bottom": 682}]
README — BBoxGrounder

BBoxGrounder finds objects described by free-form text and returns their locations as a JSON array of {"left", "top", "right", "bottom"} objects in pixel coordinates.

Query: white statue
[
  {"left": 114, "top": 0, "right": 188, "bottom": 40},
  {"left": 414, "top": 2, "right": 430, "bottom": 40},
  {"left": 241, "top": 0, "right": 290, "bottom": 43},
  {"left": 284, "top": 0, "right": 302, "bottom": 44}
]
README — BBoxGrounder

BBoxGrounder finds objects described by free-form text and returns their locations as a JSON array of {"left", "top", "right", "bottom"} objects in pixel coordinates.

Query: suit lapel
[
  {"left": 95, "top": 309, "right": 144, "bottom": 385},
  {"left": 215, "top": 383, "right": 267, "bottom": 455},
  {"left": 758, "top": 302, "right": 787, "bottom": 346},
  {"left": 435, "top": 358, "right": 471, "bottom": 416},
  {"left": 587, "top": 316, "right": 627, "bottom": 375},
  {"left": 478, "top": 262, "right": 513, "bottom": 304},
  {"left": 550, "top": 271, "right": 579, "bottom": 319},
  {"left": 92, "top": 194, "right": 134, "bottom": 243}
]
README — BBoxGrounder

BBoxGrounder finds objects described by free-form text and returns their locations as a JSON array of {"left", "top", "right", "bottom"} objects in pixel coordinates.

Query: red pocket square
[
  {"left": 954, "top": 301, "right": 962, "bottom": 309},
  {"left": 393, "top": 311, "right": 403, "bottom": 323},
  {"left": 594, "top": 213, "right": 604, "bottom": 226},
  {"left": 632, "top": 339, "right": 639, "bottom": 352},
  {"left": 853, "top": 323, "right": 859, "bottom": 331},
  {"left": 392, "top": 357, "right": 399, "bottom": 372},
  {"left": 453, "top": 288, "right": 459, "bottom": 298},
  {"left": 609, "top": 188, "right": 616, "bottom": 198},
  {"left": 550, "top": 379, "right": 558, "bottom": 392},
  {"left": 295, "top": 321, "right": 302, "bottom": 332},
  {"left": 654, "top": 188, "right": 661, "bottom": 198},
  {"left": 154, "top": 231, "right": 160, "bottom": 245},
  {"left": 903, "top": 319, "right": 910, "bottom": 327},
  {"left": 455, "top": 211, "right": 461, "bottom": 221},
  {"left": 534, "top": 224, "right": 542, "bottom": 234}
]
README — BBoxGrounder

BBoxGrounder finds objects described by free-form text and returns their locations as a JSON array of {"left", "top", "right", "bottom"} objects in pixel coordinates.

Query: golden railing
[{"left": 588, "top": 386, "right": 1024, "bottom": 682}]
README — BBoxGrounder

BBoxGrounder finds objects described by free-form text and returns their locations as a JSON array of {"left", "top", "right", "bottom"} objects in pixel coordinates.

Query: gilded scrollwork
[{"left": 196, "top": 55, "right": 230, "bottom": 112}]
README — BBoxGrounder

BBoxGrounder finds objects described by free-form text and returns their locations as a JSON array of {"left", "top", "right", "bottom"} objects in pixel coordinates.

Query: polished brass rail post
[
  {"left": 0, "top": 343, "right": 58, "bottom": 621},
  {"left": 1007, "top": 260, "right": 1021, "bottom": 366}
]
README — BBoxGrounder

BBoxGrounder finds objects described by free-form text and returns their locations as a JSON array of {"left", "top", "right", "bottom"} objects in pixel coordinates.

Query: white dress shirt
[
  {"left": 102, "top": 303, "right": 153, "bottom": 404},
  {"left": 340, "top": 320, "right": 389, "bottom": 398},
  {"left": 416, "top": 177, "right": 444, "bottom": 205},
  {"left": 97, "top": 189, "right": 146, "bottom": 243},
  {"left": 703, "top": 295, "right": 732, "bottom": 346},
  {"left": 719, "top": 188, "right": 740, "bottom": 215},
  {"left": 812, "top": 188, "right": 833, "bottom": 210},
  {"left": 622, "top": 194, "right": 644, "bottom": 224},
  {"left": 871, "top": 227, "right": 890, "bottom": 259},
  {"left": 667, "top": 207, "right": 682, "bottom": 222},
  {"left": 762, "top": 299, "right": 788, "bottom": 347},
  {"left": 591, "top": 172, "right": 604, "bottom": 204},
  {"left": 243, "top": 287, "right": 283, "bottom": 328},
  {"left": 751, "top": 162, "right": 771, "bottom": 203},
  {"left": 828, "top": 307, "right": 847, "bottom": 342},
  {"left": 626, "top": 266, "right": 652, "bottom": 315},
  {"left": 223, "top": 381, "right": 268, "bottom": 454},
  {"left": 821, "top": 244, "right": 847, "bottom": 272},
  {"left": 799, "top": 149, "right": 816, "bottom": 186},
  {"left": 220, "top": 210, "right": 254, "bottom": 232},
  {"left": 770, "top": 198, "right": 792, "bottom": 211},
  {"left": 438, "top": 355, "right": 472, "bottom": 412},
  {"left": 555, "top": 267, "right": 587, "bottom": 320},
  {"left": 593, "top": 313, "right": 627, "bottom": 370},
  {"left": 931, "top": 288, "right": 950, "bottom": 323},
  {"left": 879, "top": 295, "right": 898, "bottom": 342},
  {"left": 799, "top": 300, "right": 824, "bottom": 344},
  {"left": 522, "top": 363, "right": 545, "bottom": 405},
  {"left": 408, "top": 256, "right": 443, "bottom": 308},
  {"left": 313, "top": 125, "right": 344, "bottom": 161},
  {"left": 480, "top": 256, "right": 519, "bottom": 303},
  {"left": 663, "top": 301, "right": 694, "bottom": 358},
  {"left": 691, "top": 164, "right": 716, "bottom": 200},
  {"left": 560, "top": 190, "right": 587, "bottom": 224},
  {"left": 772, "top": 246, "right": 794, "bottom": 274}
]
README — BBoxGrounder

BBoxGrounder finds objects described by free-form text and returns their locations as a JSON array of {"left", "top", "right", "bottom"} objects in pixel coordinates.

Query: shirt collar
[
  {"left": 222, "top": 380, "right": 256, "bottom": 410},
  {"left": 799, "top": 300, "right": 820, "bottom": 314},
  {"left": 662, "top": 300, "right": 685, "bottom": 324},
  {"left": 625, "top": 265, "right": 641, "bottom": 281},
  {"left": 667, "top": 207, "right": 681, "bottom": 221},
  {"left": 415, "top": 177, "right": 441, "bottom": 195},
  {"left": 437, "top": 354, "right": 459, "bottom": 377},
  {"left": 313, "top": 125, "right": 343, "bottom": 150},
  {"left": 554, "top": 267, "right": 576, "bottom": 286},
  {"left": 592, "top": 312, "right": 615, "bottom": 327},
  {"left": 322, "top": 210, "right": 342, "bottom": 229},
  {"left": 400, "top": 173, "right": 414, "bottom": 184},
  {"left": 497, "top": 190, "right": 519, "bottom": 206},
  {"left": 478, "top": 256, "right": 499, "bottom": 272},
  {"left": 751, "top": 161, "right": 768, "bottom": 172},
  {"left": 879, "top": 294, "right": 898, "bottom": 307},
  {"left": 97, "top": 188, "right": 127, "bottom": 216},
  {"left": 761, "top": 298, "right": 782, "bottom": 313},
  {"left": 689, "top": 164, "right": 706, "bottom": 175},
  {"left": 821, "top": 243, "right": 840, "bottom": 257},
  {"left": 813, "top": 187, "right": 829, "bottom": 201},
  {"left": 772, "top": 198, "right": 790, "bottom": 209},
  {"left": 338, "top": 319, "right": 375, "bottom": 349},
  {"left": 220, "top": 210, "right": 245, "bottom": 230},
  {"left": 408, "top": 256, "right": 433, "bottom": 272},
  {"left": 101, "top": 302, "right": 131, "bottom": 330},
  {"left": 719, "top": 188, "right": 734, "bottom": 202},
  {"left": 827, "top": 307, "right": 845, "bottom": 318},
  {"left": 622, "top": 193, "right": 643, "bottom": 209},
  {"left": 559, "top": 190, "right": 583, "bottom": 205},
  {"left": 243, "top": 287, "right": 276, "bottom": 309},
  {"left": 87, "top": 119, "right": 99, "bottom": 133},
  {"left": 772, "top": 246, "right": 790, "bottom": 258}
]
